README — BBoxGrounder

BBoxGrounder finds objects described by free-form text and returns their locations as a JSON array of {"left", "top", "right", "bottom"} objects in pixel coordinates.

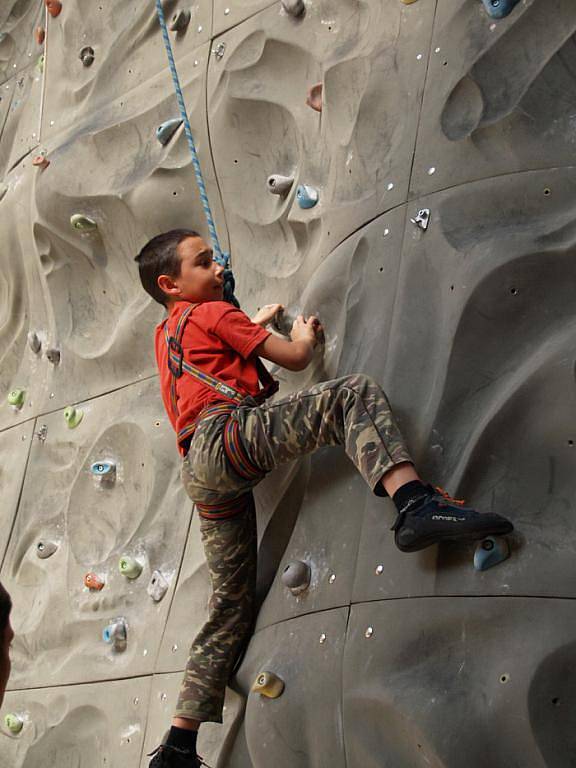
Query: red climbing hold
[
  {"left": 32, "top": 154, "right": 50, "bottom": 169},
  {"left": 84, "top": 572, "right": 105, "bottom": 591},
  {"left": 35, "top": 27, "right": 45, "bottom": 45},
  {"left": 45, "top": 0, "right": 62, "bottom": 18},
  {"left": 306, "top": 83, "right": 323, "bottom": 113}
]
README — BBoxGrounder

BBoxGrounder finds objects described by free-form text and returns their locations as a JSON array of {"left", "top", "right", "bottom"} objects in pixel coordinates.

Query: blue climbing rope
[{"left": 154, "top": 0, "right": 227, "bottom": 269}]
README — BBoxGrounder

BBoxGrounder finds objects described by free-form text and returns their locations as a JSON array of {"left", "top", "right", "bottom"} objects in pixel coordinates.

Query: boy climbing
[{"left": 135, "top": 229, "right": 513, "bottom": 768}]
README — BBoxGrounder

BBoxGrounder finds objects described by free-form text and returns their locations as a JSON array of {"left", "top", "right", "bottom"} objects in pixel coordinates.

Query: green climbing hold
[
  {"left": 63, "top": 405, "right": 84, "bottom": 428},
  {"left": 8, "top": 389, "right": 25, "bottom": 408},
  {"left": 4, "top": 713, "right": 24, "bottom": 734},
  {"left": 70, "top": 214, "right": 97, "bottom": 231},
  {"left": 119, "top": 556, "right": 143, "bottom": 580},
  {"left": 37, "top": 54, "right": 44, "bottom": 73}
]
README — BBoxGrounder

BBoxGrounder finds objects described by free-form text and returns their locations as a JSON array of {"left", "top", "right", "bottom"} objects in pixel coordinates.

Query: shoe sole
[{"left": 396, "top": 521, "right": 514, "bottom": 553}]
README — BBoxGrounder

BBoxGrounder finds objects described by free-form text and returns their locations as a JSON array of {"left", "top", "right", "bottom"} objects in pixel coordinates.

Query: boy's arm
[{"left": 254, "top": 315, "right": 321, "bottom": 372}]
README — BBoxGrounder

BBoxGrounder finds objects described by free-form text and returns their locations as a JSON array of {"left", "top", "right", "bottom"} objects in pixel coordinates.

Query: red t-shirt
[{"left": 155, "top": 300, "right": 270, "bottom": 455}]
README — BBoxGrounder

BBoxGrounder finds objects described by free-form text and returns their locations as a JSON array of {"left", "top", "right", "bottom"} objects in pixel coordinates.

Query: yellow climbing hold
[{"left": 251, "top": 671, "right": 285, "bottom": 699}]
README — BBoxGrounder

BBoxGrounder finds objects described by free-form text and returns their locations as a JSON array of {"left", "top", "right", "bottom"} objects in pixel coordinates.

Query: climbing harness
[
  {"left": 163, "top": 304, "right": 278, "bottom": 449},
  {"left": 155, "top": 0, "right": 237, "bottom": 305}
]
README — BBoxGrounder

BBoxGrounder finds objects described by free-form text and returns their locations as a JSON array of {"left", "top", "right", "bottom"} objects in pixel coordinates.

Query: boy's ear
[{"left": 157, "top": 274, "right": 179, "bottom": 297}]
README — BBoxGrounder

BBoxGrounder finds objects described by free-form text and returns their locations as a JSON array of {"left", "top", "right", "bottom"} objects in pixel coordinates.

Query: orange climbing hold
[
  {"left": 45, "top": 0, "right": 62, "bottom": 18},
  {"left": 35, "top": 27, "right": 45, "bottom": 45},
  {"left": 84, "top": 572, "right": 105, "bottom": 591}
]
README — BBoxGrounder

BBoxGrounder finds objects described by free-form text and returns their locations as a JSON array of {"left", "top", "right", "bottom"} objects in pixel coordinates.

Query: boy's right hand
[{"left": 291, "top": 315, "right": 323, "bottom": 347}]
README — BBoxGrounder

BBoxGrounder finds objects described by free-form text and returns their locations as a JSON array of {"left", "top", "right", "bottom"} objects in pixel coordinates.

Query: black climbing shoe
[
  {"left": 148, "top": 744, "right": 208, "bottom": 768},
  {"left": 392, "top": 485, "right": 513, "bottom": 553}
]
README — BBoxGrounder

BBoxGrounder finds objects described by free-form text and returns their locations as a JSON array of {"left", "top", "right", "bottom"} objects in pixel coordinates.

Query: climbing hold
[
  {"left": 281, "top": 560, "right": 311, "bottom": 595},
  {"left": 35, "top": 27, "right": 45, "bottom": 45},
  {"left": 90, "top": 460, "right": 116, "bottom": 482},
  {"left": 474, "top": 536, "right": 510, "bottom": 571},
  {"left": 7, "top": 389, "right": 25, "bottom": 409},
  {"left": 169, "top": 9, "right": 191, "bottom": 33},
  {"left": 271, "top": 307, "right": 296, "bottom": 337},
  {"left": 267, "top": 174, "right": 295, "bottom": 196},
  {"left": 45, "top": 0, "right": 62, "bottom": 18},
  {"left": 481, "top": 0, "right": 520, "bottom": 20},
  {"left": 4, "top": 713, "right": 24, "bottom": 734},
  {"left": 410, "top": 208, "right": 430, "bottom": 231},
  {"left": 70, "top": 214, "right": 97, "bottom": 232},
  {"left": 281, "top": 0, "right": 306, "bottom": 17},
  {"left": 119, "top": 556, "right": 143, "bottom": 580},
  {"left": 84, "top": 572, "right": 105, "bottom": 591},
  {"left": 32, "top": 152, "right": 50, "bottom": 169},
  {"left": 37, "top": 54, "right": 45, "bottom": 73},
  {"left": 296, "top": 184, "right": 319, "bottom": 209},
  {"left": 102, "top": 618, "right": 127, "bottom": 651},
  {"left": 36, "top": 540, "right": 58, "bottom": 559},
  {"left": 63, "top": 405, "right": 83, "bottom": 429},
  {"left": 156, "top": 118, "right": 183, "bottom": 146},
  {"left": 401, "top": 0, "right": 419, "bottom": 4},
  {"left": 147, "top": 570, "right": 169, "bottom": 602},
  {"left": 45, "top": 347, "right": 60, "bottom": 365},
  {"left": 28, "top": 331, "right": 42, "bottom": 354},
  {"left": 251, "top": 671, "right": 285, "bottom": 698},
  {"left": 79, "top": 46, "right": 95, "bottom": 67},
  {"left": 306, "top": 83, "right": 323, "bottom": 113}
]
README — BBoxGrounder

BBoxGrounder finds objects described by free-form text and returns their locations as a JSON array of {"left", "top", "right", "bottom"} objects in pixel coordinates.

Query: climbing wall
[{"left": 1, "top": 0, "right": 576, "bottom": 765}]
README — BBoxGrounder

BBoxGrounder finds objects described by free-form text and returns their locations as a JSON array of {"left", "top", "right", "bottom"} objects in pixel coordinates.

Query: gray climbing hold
[
  {"left": 70, "top": 214, "right": 97, "bottom": 232},
  {"left": 267, "top": 174, "right": 295, "bottom": 196},
  {"left": 79, "top": 46, "right": 95, "bottom": 66},
  {"left": 36, "top": 539, "right": 58, "bottom": 559},
  {"left": 410, "top": 208, "right": 430, "bottom": 231},
  {"left": 102, "top": 618, "right": 127, "bottom": 651},
  {"left": 281, "top": 0, "right": 306, "bottom": 17},
  {"left": 481, "top": 0, "right": 520, "bottom": 20},
  {"left": 474, "top": 536, "right": 510, "bottom": 571},
  {"left": 28, "top": 331, "right": 42, "bottom": 354},
  {"left": 281, "top": 560, "right": 311, "bottom": 595},
  {"left": 147, "top": 570, "right": 169, "bottom": 602},
  {"left": 169, "top": 9, "right": 191, "bottom": 32},
  {"left": 156, "top": 118, "right": 183, "bottom": 146},
  {"left": 296, "top": 184, "right": 319, "bottom": 209},
  {"left": 45, "top": 347, "right": 60, "bottom": 365}
]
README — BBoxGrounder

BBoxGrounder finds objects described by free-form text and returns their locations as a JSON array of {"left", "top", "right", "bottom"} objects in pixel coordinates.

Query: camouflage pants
[{"left": 176, "top": 374, "right": 412, "bottom": 722}]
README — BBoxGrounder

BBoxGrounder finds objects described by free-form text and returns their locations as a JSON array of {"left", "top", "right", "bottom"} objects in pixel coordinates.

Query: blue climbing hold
[
  {"left": 90, "top": 460, "right": 116, "bottom": 479},
  {"left": 474, "top": 536, "right": 510, "bottom": 571},
  {"left": 156, "top": 118, "right": 183, "bottom": 145},
  {"left": 296, "top": 184, "right": 319, "bottom": 209},
  {"left": 103, "top": 618, "right": 127, "bottom": 649},
  {"left": 481, "top": 0, "right": 520, "bottom": 20}
]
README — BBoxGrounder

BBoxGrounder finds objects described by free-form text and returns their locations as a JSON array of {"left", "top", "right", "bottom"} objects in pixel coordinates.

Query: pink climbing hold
[{"left": 32, "top": 154, "right": 50, "bottom": 170}]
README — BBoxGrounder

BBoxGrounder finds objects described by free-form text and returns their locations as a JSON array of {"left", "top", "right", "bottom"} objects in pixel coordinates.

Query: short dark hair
[
  {"left": 135, "top": 229, "right": 201, "bottom": 306},
  {"left": 0, "top": 582, "right": 11, "bottom": 640}
]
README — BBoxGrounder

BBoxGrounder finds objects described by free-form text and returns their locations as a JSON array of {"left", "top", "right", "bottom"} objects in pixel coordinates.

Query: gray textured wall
[{"left": 1, "top": 1, "right": 575, "bottom": 766}]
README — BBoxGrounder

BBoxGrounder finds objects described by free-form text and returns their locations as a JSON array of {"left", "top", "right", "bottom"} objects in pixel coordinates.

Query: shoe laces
[{"left": 434, "top": 485, "right": 465, "bottom": 506}]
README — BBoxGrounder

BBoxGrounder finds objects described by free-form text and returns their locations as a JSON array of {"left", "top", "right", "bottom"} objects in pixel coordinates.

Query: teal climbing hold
[
  {"left": 156, "top": 118, "right": 183, "bottom": 145},
  {"left": 64, "top": 405, "right": 84, "bottom": 428},
  {"left": 70, "top": 214, "right": 97, "bottom": 231},
  {"left": 481, "top": 0, "right": 520, "bottom": 19},
  {"left": 296, "top": 184, "right": 319, "bottom": 209},
  {"left": 7, "top": 389, "right": 25, "bottom": 408},
  {"left": 102, "top": 618, "right": 127, "bottom": 651},
  {"left": 4, "top": 713, "right": 24, "bottom": 734},
  {"left": 90, "top": 460, "right": 116, "bottom": 480},
  {"left": 474, "top": 536, "right": 510, "bottom": 571},
  {"left": 119, "top": 556, "right": 143, "bottom": 579}
]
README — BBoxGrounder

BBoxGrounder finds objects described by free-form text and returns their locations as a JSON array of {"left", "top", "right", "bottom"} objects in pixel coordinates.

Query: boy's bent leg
[{"left": 175, "top": 499, "right": 257, "bottom": 724}]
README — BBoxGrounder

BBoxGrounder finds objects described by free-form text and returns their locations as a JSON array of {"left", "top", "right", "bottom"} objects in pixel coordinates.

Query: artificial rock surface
[{"left": 1, "top": 0, "right": 575, "bottom": 766}]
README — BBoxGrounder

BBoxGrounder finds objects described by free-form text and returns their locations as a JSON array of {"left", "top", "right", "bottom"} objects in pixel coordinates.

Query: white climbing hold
[
  {"left": 147, "top": 570, "right": 169, "bottom": 602},
  {"left": 267, "top": 174, "right": 295, "bottom": 195}
]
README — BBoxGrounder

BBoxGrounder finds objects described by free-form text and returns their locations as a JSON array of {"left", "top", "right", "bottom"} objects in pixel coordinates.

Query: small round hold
[
  {"left": 36, "top": 539, "right": 58, "bottom": 559},
  {"left": 79, "top": 46, "right": 95, "bottom": 67},
  {"left": 251, "top": 671, "right": 285, "bottom": 698},
  {"left": 7, "top": 388, "right": 25, "bottom": 409},
  {"left": 119, "top": 556, "right": 143, "bottom": 580},
  {"left": 267, "top": 174, "right": 295, "bottom": 196},
  {"left": 169, "top": 9, "right": 191, "bottom": 32},
  {"left": 45, "top": 347, "right": 60, "bottom": 365},
  {"left": 306, "top": 83, "right": 323, "bottom": 112},
  {"left": 35, "top": 27, "right": 45, "bottom": 45},
  {"left": 319, "top": 633, "right": 326, "bottom": 644},
  {"left": 84, "top": 572, "right": 105, "bottom": 591},
  {"left": 63, "top": 405, "right": 84, "bottom": 429},
  {"left": 70, "top": 214, "right": 97, "bottom": 231},
  {"left": 296, "top": 184, "right": 319, "bottom": 209},
  {"left": 281, "top": 0, "right": 306, "bottom": 17},
  {"left": 329, "top": 573, "right": 336, "bottom": 584},
  {"left": 281, "top": 560, "right": 311, "bottom": 595},
  {"left": 45, "top": 0, "right": 62, "bottom": 18},
  {"left": 156, "top": 118, "right": 184, "bottom": 146},
  {"left": 28, "top": 331, "right": 42, "bottom": 353},
  {"left": 32, "top": 153, "right": 50, "bottom": 169},
  {"left": 4, "top": 713, "right": 24, "bottom": 734}
]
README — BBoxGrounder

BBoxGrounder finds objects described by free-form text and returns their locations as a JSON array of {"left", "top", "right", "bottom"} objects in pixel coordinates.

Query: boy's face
[
  {"left": 159, "top": 236, "right": 225, "bottom": 304},
  {"left": 0, "top": 617, "right": 13, "bottom": 708}
]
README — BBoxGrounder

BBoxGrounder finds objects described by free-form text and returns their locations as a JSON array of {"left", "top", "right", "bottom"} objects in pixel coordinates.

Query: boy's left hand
[{"left": 251, "top": 303, "right": 284, "bottom": 327}]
